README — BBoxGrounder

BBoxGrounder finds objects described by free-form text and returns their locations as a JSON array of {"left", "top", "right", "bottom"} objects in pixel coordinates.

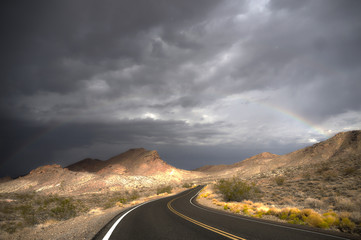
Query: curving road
[{"left": 93, "top": 186, "right": 356, "bottom": 240}]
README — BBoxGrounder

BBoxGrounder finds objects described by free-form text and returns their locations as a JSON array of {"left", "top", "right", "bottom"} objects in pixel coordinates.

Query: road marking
[
  {"left": 189, "top": 187, "right": 350, "bottom": 240},
  {"left": 101, "top": 188, "right": 194, "bottom": 240},
  {"left": 167, "top": 188, "right": 247, "bottom": 240},
  {"left": 102, "top": 200, "right": 153, "bottom": 240}
]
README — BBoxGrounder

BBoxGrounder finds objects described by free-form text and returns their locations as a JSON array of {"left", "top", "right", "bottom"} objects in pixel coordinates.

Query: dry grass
[
  {"left": 199, "top": 180, "right": 361, "bottom": 235},
  {"left": 304, "top": 198, "right": 326, "bottom": 209}
]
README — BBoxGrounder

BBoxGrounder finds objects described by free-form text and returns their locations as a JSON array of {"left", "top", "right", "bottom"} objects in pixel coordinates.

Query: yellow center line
[{"left": 167, "top": 189, "right": 247, "bottom": 240}]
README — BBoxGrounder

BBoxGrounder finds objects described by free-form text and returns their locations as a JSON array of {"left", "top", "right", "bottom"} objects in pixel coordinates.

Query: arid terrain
[
  {"left": 196, "top": 130, "right": 361, "bottom": 236},
  {"left": 0, "top": 130, "right": 360, "bottom": 239}
]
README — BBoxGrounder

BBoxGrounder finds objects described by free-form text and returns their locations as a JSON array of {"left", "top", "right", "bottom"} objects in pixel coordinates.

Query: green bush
[
  {"left": 156, "top": 185, "right": 173, "bottom": 195},
  {"left": 215, "top": 178, "right": 261, "bottom": 202},
  {"left": 50, "top": 198, "right": 76, "bottom": 220}
]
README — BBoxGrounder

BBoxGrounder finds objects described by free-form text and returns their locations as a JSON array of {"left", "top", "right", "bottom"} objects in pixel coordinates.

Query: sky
[{"left": 1, "top": 0, "right": 361, "bottom": 178}]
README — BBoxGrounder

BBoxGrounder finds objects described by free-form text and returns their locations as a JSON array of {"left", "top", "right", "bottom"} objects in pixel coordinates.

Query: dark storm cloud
[
  {"left": 0, "top": 0, "right": 220, "bottom": 96},
  {"left": 1, "top": 0, "right": 361, "bottom": 177},
  {"left": 0, "top": 118, "right": 230, "bottom": 177}
]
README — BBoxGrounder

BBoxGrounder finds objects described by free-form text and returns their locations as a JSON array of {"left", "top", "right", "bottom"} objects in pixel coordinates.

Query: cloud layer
[{"left": 1, "top": 0, "right": 361, "bottom": 177}]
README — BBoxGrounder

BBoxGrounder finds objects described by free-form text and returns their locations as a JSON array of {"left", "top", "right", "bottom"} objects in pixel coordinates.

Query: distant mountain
[
  {"left": 1, "top": 131, "right": 360, "bottom": 195},
  {"left": 196, "top": 130, "right": 361, "bottom": 178},
  {"left": 67, "top": 148, "right": 177, "bottom": 176},
  {"left": 0, "top": 148, "right": 203, "bottom": 195}
]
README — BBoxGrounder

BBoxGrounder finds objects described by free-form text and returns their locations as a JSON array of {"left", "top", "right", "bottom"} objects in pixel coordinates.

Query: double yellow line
[{"left": 167, "top": 191, "right": 246, "bottom": 240}]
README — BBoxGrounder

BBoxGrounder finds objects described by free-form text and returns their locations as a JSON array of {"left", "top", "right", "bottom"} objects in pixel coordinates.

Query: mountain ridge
[
  {"left": 195, "top": 130, "right": 361, "bottom": 177},
  {"left": 66, "top": 148, "right": 176, "bottom": 176}
]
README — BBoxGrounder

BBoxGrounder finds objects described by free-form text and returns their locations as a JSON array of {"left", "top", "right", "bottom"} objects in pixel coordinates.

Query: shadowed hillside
[{"left": 67, "top": 148, "right": 176, "bottom": 176}]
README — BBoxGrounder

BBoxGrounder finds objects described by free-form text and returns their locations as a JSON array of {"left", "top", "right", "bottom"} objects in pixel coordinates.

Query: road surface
[{"left": 94, "top": 186, "right": 356, "bottom": 240}]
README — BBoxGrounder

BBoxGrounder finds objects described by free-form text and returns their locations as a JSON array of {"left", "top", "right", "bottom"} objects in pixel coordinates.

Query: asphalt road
[{"left": 94, "top": 186, "right": 357, "bottom": 240}]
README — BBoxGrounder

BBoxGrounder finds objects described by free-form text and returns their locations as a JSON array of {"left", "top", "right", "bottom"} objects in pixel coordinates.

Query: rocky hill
[
  {"left": 1, "top": 131, "right": 360, "bottom": 195},
  {"left": 66, "top": 148, "right": 176, "bottom": 176},
  {"left": 196, "top": 130, "right": 361, "bottom": 178},
  {"left": 0, "top": 148, "right": 204, "bottom": 195},
  {"left": 194, "top": 152, "right": 279, "bottom": 173}
]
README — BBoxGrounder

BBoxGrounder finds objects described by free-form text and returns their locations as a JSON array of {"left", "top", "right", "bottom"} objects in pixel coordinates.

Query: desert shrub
[
  {"left": 1, "top": 222, "right": 23, "bottom": 234},
  {"left": 350, "top": 211, "right": 361, "bottom": 223},
  {"left": 301, "top": 208, "right": 316, "bottom": 218},
  {"left": 334, "top": 197, "right": 356, "bottom": 211},
  {"left": 279, "top": 208, "right": 290, "bottom": 220},
  {"left": 323, "top": 212, "right": 340, "bottom": 226},
  {"left": 157, "top": 185, "right": 172, "bottom": 195},
  {"left": 102, "top": 193, "right": 128, "bottom": 209},
  {"left": 253, "top": 211, "right": 265, "bottom": 218},
  {"left": 274, "top": 176, "right": 285, "bottom": 186},
  {"left": 127, "top": 190, "right": 139, "bottom": 201},
  {"left": 0, "top": 204, "right": 15, "bottom": 214},
  {"left": 305, "top": 198, "right": 325, "bottom": 209},
  {"left": 199, "top": 192, "right": 210, "bottom": 198},
  {"left": 102, "top": 200, "right": 116, "bottom": 209},
  {"left": 316, "top": 164, "right": 330, "bottom": 174},
  {"left": 322, "top": 170, "right": 338, "bottom": 181},
  {"left": 18, "top": 204, "right": 37, "bottom": 225},
  {"left": 14, "top": 192, "right": 36, "bottom": 201},
  {"left": 215, "top": 178, "right": 261, "bottom": 202},
  {"left": 50, "top": 198, "right": 76, "bottom": 220},
  {"left": 339, "top": 217, "right": 356, "bottom": 231},
  {"left": 265, "top": 207, "right": 280, "bottom": 216},
  {"left": 242, "top": 205, "right": 251, "bottom": 215},
  {"left": 343, "top": 167, "right": 357, "bottom": 176},
  {"left": 0, "top": 193, "right": 97, "bottom": 234},
  {"left": 305, "top": 213, "right": 329, "bottom": 229},
  {"left": 182, "top": 182, "right": 192, "bottom": 188},
  {"left": 302, "top": 172, "right": 311, "bottom": 180}
]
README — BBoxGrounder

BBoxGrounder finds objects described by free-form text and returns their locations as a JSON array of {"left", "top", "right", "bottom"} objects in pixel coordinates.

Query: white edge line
[
  {"left": 189, "top": 186, "right": 350, "bottom": 240},
  {"left": 102, "top": 189, "right": 192, "bottom": 240},
  {"left": 102, "top": 200, "right": 154, "bottom": 240}
]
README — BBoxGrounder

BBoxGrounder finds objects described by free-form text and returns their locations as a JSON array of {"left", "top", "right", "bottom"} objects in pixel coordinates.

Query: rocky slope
[
  {"left": 197, "top": 130, "right": 361, "bottom": 178},
  {"left": 0, "top": 148, "right": 204, "bottom": 195}
]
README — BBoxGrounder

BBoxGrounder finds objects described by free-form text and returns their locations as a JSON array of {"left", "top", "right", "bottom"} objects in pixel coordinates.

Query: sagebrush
[{"left": 215, "top": 178, "right": 261, "bottom": 201}]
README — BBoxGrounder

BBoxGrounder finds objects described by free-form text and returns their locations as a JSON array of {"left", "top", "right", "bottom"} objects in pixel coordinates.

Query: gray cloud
[{"left": 1, "top": 0, "right": 361, "bottom": 177}]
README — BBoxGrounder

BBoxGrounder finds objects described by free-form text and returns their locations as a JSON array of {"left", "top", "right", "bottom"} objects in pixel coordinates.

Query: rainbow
[
  {"left": 226, "top": 94, "right": 329, "bottom": 138},
  {"left": 262, "top": 101, "right": 328, "bottom": 137}
]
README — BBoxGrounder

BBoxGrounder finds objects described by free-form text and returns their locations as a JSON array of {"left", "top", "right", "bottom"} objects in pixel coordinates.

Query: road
[{"left": 94, "top": 186, "right": 356, "bottom": 240}]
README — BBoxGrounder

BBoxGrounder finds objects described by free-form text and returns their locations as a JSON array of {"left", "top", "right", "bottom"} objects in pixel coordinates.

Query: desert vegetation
[
  {"left": 182, "top": 182, "right": 193, "bottom": 188},
  {"left": 197, "top": 155, "right": 361, "bottom": 236},
  {"left": 198, "top": 183, "right": 360, "bottom": 234},
  {"left": 273, "top": 175, "right": 285, "bottom": 186},
  {"left": 156, "top": 185, "right": 173, "bottom": 195},
  {"left": 0, "top": 184, "right": 181, "bottom": 235},
  {"left": 0, "top": 192, "right": 88, "bottom": 234},
  {"left": 102, "top": 190, "right": 140, "bottom": 209},
  {"left": 215, "top": 177, "right": 261, "bottom": 201}
]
